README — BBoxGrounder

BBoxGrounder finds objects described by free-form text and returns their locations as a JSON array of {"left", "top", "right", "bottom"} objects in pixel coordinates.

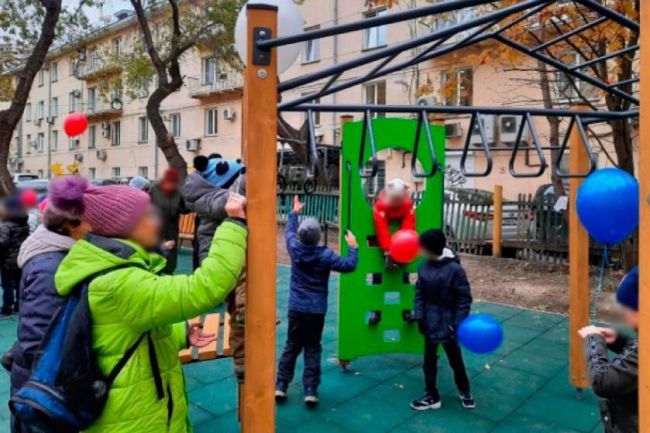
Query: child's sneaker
[
  {"left": 275, "top": 381, "right": 288, "bottom": 402},
  {"left": 410, "top": 393, "right": 441, "bottom": 411},
  {"left": 459, "top": 391, "right": 476, "bottom": 409},
  {"left": 304, "top": 386, "right": 319, "bottom": 408}
]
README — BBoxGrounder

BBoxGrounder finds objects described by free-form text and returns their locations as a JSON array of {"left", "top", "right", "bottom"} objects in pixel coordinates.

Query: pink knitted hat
[{"left": 49, "top": 176, "right": 151, "bottom": 238}]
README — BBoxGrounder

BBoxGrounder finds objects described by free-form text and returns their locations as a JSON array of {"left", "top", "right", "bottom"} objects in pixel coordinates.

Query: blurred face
[
  {"left": 128, "top": 205, "right": 162, "bottom": 249},
  {"left": 622, "top": 307, "right": 639, "bottom": 330}
]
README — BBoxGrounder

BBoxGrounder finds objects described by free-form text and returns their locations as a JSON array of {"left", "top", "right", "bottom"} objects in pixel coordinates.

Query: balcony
[
  {"left": 188, "top": 75, "right": 243, "bottom": 100},
  {"left": 77, "top": 60, "right": 123, "bottom": 81},
  {"left": 84, "top": 99, "right": 123, "bottom": 121}
]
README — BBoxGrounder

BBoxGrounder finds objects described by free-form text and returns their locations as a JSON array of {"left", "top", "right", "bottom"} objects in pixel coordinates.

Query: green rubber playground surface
[{"left": 0, "top": 256, "right": 604, "bottom": 433}]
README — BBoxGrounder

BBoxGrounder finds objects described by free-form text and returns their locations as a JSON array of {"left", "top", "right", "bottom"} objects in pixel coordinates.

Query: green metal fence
[{"left": 277, "top": 188, "right": 339, "bottom": 225}]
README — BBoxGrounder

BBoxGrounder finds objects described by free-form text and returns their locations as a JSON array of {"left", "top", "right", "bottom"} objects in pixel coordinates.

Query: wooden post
[
  {"left": 568, "top": 105, "right": 590, "bottom": 391},
  {"left": 492, "top": 185, "right": 503, "bottom": 257},
  {"left": 638, "top": 2, "right": 649, "bottom": 430},
  {"left": 242, "top": 5, "right": 278, "bottom": 433}
]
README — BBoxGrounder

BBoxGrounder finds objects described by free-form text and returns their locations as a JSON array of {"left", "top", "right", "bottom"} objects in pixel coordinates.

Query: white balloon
[{"left": 234, "top": 0, "right": 304, "bottom": 74}]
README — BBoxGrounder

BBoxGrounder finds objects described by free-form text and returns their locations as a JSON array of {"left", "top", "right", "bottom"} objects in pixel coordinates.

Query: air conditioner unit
[
  {"left": 445, "top": 122, "right": 462, "bottom": 138},
  {"left": 223, "top": 108, "right": 236, "bottom": 121},
  {"left": 416, "top": 95, "right": 438, "bottom": 106},
  {"left": 96, "top": 149, "right": 108, "bottom": 161},
  {"left": 186, "top": 138, "right": 201, "bottom": 152},
  {"left": 46, "top": 116, "right": 56, "bottom": 124},
  {"left": 72, "top": 90, "right": 81, "bottom": 98},
  {"left": 70, "top": 139, "right": 80, "bottom": 149},
  {"left": 74, "top": 152, "right": 84, "bottom": 162},
  {"left": 469, "top": 114, "right": 497, "bottom": 147},
  {"left": 314, "top": 127, "right": 325, "bottom": 138},
  {"left": 500, "top": 115, "right": 529, "bottom": 146},
  {"left": 34, "top": 118, "right": 42, "bottom": 126},
  {"left": 101, "top": 121, "right": 110, "bottom": 130},
  {"left": 101, "top": 126, "right": 111, "bottom": 138}
]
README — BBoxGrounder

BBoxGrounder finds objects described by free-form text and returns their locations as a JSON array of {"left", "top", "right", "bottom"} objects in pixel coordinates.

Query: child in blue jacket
[{"left": 276, "top": 196, "right": 358, "bottom": 407}]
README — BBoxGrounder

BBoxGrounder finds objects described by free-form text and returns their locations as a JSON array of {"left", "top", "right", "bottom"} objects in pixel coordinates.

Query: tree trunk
[
  {"left": 0, "top": 0, "right": 62, "bottom": 196},
  {"left": 146, "top": 87, "right": 188, "bottom": 179}
]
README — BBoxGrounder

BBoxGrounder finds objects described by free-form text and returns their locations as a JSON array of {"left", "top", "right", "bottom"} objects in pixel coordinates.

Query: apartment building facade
[{"left": 8, "top": 1, "right": 624, "bottom": 197}]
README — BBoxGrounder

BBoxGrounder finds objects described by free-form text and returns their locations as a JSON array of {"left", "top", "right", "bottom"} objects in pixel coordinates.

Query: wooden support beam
[
  {"left": 568, "top": 105, "right": 590, "bottom": 391},
  {"left": 242, "top": 5, "right": 278, "bottom": 433},
  {"left": 639, "top": 2, "right": 649, "bottom": 431},
  {"left": 492, "top": 185, "right": 503, "bottom": 258}
]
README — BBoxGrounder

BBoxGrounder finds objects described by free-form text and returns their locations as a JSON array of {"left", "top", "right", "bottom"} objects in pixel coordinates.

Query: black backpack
[{"left": 10, "top": 269, "right": 164, "bottom": 431}]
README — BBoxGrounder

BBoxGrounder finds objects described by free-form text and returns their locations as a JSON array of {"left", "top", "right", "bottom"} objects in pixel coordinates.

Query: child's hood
[
  {"left": 428, "top": 248, "right": 460, "bottom": 267},
  {"left": 17, "top": 225, "right": 75, "bottom": 268}
]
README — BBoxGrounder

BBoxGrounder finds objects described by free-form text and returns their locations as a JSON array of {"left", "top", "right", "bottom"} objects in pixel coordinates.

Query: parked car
[
  {"left": 15, "top": 179, "right": 49, "bottom": 195},
  {"left": 12, "top": 173, "right": 39, "bottom": 183}
]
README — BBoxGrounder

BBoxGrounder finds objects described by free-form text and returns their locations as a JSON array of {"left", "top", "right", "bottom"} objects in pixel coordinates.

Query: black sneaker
[
  {"left": 410, "top": 393, "right": 441, "bottom": 411},
  {"left": 459, "top": 391, "right": 476, "bottom": 409},
  {"left": 304, "top": 386, "right": 319, "bottom": 408},
  {"left": 275, "top": 381, "right": 288, "bottom": 402}
]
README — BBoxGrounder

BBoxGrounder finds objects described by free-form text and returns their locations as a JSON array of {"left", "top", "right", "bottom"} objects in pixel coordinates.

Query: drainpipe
[{"left": 47, "top": 65, "right": 52, "bottom": 179}]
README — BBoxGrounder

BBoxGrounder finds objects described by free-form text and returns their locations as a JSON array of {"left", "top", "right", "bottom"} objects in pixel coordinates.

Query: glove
[{"left": 402, "top": 310, "right": 416, "bottom": 323}]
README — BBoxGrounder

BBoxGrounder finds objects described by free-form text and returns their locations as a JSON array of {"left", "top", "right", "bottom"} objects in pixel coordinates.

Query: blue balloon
[
  {"left": 576, "top": 168, "right": 639, "bottom": 245},
  {"left": 457, "top": 314, "right": 503, "bottom": 354}
]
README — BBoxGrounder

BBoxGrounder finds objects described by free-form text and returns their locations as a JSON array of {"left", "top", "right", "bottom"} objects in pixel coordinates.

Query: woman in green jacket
[{"left": 49, "top": 176, "right": 248, "bottom": 433}]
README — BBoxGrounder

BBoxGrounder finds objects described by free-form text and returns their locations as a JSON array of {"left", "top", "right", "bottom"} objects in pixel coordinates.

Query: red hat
[{"left": 20, "top": 189, "right": 39, "bottom": 209}]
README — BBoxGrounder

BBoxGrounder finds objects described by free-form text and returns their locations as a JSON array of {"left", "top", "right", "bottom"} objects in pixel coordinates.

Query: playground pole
[
  {"left": 638, "top": 2, "right": 649, "bottom": 430},
  {"left": 568, "top": 105, "right": 590, "bottom": 393},
  {"left": 492, "top": 185, "right": 503, "bottom": 258},
  {"left": 242, "top": 4, "right": 278, "bottom": 433}
]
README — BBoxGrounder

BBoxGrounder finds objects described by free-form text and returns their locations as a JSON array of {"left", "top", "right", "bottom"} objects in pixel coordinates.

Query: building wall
[{"left": 9, "top": 1, "right": 623, "bottom": 199}]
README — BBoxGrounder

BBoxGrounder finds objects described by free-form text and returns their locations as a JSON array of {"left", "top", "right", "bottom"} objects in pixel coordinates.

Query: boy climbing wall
[{"left": 373, "top": 178, "right": 416, "bottom": 266}]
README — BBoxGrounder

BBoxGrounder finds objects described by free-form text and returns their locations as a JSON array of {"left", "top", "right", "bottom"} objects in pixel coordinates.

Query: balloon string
[{"left": 590, "top": 245, "right": 608, "bottom": 324}]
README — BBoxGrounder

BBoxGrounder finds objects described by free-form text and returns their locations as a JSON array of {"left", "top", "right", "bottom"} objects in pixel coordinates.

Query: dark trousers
[
  {"left": 277, "top": 311, "right": 325, "bottom": 388},
  {"left": 1, "top": 268, "right": 21, "bottom": 312},
  {"left": 423, "top": 340, "right": 471, "bottom": 399}
]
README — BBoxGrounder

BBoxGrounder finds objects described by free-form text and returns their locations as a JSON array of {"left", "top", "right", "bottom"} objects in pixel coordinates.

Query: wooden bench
[
  {"left": 179, "top": 312, "right": 233, "bottom": 363},
  {"left": 178, "top": 213, "right": 197, "bottom": 248}
]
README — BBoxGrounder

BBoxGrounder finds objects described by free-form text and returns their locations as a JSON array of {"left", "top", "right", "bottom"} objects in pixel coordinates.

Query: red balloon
[
  {"left": 64, "top": 112, "right": 88, "bottom": 137},
  {"left": 389, "top": 229, "right": 420, "bottom": 264}
]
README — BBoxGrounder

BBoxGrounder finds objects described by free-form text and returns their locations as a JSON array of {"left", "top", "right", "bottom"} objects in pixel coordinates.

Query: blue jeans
[{"left": 277, "top": 311, "right": 325, "bottom": 388}]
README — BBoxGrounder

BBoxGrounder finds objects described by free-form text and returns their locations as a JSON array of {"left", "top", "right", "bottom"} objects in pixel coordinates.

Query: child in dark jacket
[
  {"left": 579, "top": 267, "right": 639, "bottom": 433},
  {"left": 275, "top": 196, "right": 359, "bottom": 407},
  {"left": 0, "top": 195, "right": 30, "bottom": 315},
  {"left": 411, "top": 229, "right": 474, "bottom": 411}
]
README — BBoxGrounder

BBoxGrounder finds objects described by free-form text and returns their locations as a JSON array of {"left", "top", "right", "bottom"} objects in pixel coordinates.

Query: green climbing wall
[{"left": 338, "top": 118, "right": 445, "bottom": 361}]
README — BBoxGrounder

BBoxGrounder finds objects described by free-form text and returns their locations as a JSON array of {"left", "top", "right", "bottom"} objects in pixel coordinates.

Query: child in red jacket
[{"left": 373, "top": 178, "right": 416, "bottom": 267}]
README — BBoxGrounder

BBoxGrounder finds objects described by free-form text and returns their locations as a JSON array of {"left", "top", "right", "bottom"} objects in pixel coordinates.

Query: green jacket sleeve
[
  {"left": 171, "top": 321, "right": 189, "bottom": 350},
  {"left": 104, "top": 220, "right": 247, "bottom": 333}
]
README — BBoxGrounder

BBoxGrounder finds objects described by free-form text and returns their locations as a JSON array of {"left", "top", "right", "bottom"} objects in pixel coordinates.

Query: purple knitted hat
[{"left": 49, "top": 176, "right": 151, "bottom": 238}]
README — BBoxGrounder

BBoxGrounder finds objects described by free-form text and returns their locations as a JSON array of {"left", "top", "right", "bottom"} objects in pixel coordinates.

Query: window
[
  {"left": 89, "top": 47, "right": 98, "bottom": 70},
  {"left": 25, "top": 103, "right": 32, "bottom": 122},
  {"left": 138, "top": 166, "right": 149, "bottom": 178},
  {"left": 364, "top": 81, "right": 386, "bottom": 118},
  {"left": 51, "top": 62, "right": 58, "bottom": 82},
  {"left": 302, "top": 26, "right": 321, "bottom": 63},
  {"left": 26, "top": 134, "right": 31, "bottom": 153},
  {"left": 556, "top": 52, "right": 599, "bottom": 101},
  {"left": 441, "top": 68, "right": 473, "bottom": 106},
  {"left": 205, "top": 109, "right": 218, "bottom": 136},
  {"left": 68, "top": 92, "right": 79, "bottom": 113},
  {"left": 88, "top": 125, "right": 96, "bottom": 149},
  {"left": 88, "top": 168, "right": 96, "bottom": 179},
  {"left": 111, "top": 86, "right": 123, "bottom": 103},
  {"left": 38, "top": 69, "right": 45, "bottom": 86},
  {"left": 51, "top": 130, "right": 58, "bottom": 152},
  {"left": 170, "top": 113, "right": 181, "bottom": 138},
  {"left": 363, "top": 9, "right": 388, "bottom": 50},
  {"left": 37, "top": 101, "right": 45, "bottom": 119},
  {"left": 68, "top": 137, "right": 79, "bottom": 150},
  {"left": 36, "top": 133, "right": 45, "bottom": 152},
  {"left": 37, "top": 169, "right": 44, "bottom": 179},
  {"left": 111, "top": 121, "right": 121, "bottom": 146},
  {"left": 50, "top": 97, "right": 58, "bottom": 118},
  {"left": 87, "top": 87, "right": 97, "bottom": 111},
  {"left": 113, "top": 38, "right": 122, "bottom": 56},
  {"left": 138, "top": 116, "right": 148, "bottom": 143},
  {"left": 68, "top": 57, "right": 76, "bottom": 76},
  {"left": 202, "top": 58, "right": 217, "bottom": 86},
  {"left": 111, "top": 167, "right": 121, "bottom": 178},
  {"left": 364, "top": 160, "right": 386, "bottom": 196}
]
